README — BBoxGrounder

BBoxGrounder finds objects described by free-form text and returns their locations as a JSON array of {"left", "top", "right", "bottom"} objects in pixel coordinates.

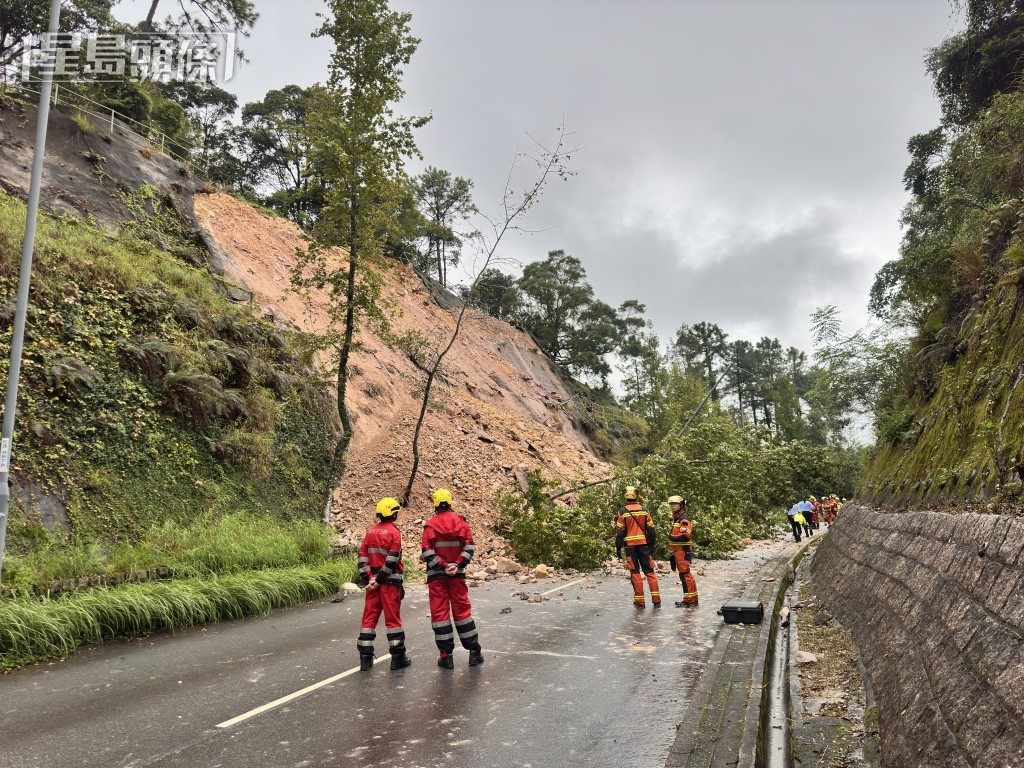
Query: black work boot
[
  {"left": 468, "top": 648, "right": 484, "bottom": 667},
  {"left": 359, "top": 654, "right": 374, "bottom": 672},
  {"left": 437, "top": 653, "right": 454, "bottom": 669},
  {"left": 390, "top": 653, "right": 411, "bottom": 670}
]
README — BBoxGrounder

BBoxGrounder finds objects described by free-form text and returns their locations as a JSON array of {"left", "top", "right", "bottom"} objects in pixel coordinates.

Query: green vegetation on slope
[
  {"left": 0, "top": 189, "right": 335, "bottom": 561},
  {"left": 861, "top": 29, "right": 1024, "bottom": 507}
]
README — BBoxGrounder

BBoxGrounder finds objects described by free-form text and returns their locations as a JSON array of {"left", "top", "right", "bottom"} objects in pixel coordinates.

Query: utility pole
[{"left": 0, "top": 0, "right": 63, "bottom": 584}]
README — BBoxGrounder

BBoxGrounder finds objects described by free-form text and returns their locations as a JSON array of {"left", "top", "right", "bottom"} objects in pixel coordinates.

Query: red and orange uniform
[
  {"left": 668, "top": 510, "right": 698, "bottom": 606},
  {"left": 421, "top": 500, "right": 482, "bottom": 663},
  {"left": 615, "top": 499, "right": 661, "bottom": 607},
  {"left": 357, "top": 518, "right": 406, "bottom": 662}
]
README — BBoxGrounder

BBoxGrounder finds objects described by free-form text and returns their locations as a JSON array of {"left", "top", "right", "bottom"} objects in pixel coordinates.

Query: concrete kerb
[
  {"left": 746, "top": 537, "right": 818, "bottom": 767},
  {"left": 666, "top": 536, "right": 816, "bottom": 768}
]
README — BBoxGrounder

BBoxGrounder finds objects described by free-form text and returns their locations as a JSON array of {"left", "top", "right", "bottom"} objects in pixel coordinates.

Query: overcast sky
[{"left": 123, "top": 0, "right": 960, "bottom": 356}]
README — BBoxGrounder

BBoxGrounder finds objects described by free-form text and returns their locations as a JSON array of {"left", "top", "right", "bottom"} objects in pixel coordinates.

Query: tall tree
[
  {"left": 139, "top": 0, "right": 257, "bottom": 36},
  {"left": 674, "top": 322, "right": 728, "bottom": 397},
  {"left": 294, "top": 0, "right": 427, "bottom": 494},
  {"left": 518, "top": 249, "right": 594, "bottom": 363},
  {"left": 516, "top": 250, "right": 632, "bottom": 382},
  {"left": 401, "top": 127, "right": 576, "bottom": 504},
  {"left": 619, "top": 323, "right": 666, "bottom": 431},
  {"left": 928, "top": 0, "right": 1024, "bottom": 128},
  {"left": 411, "top": 166, "right": 475, "bottom": 287},
  {"left": 1, "top": 0, "right": 115, "bottom": 69},
  {"left": 161, "top": 81, "right": 238, "bottom": 171},
  {"left": 239, "top": 85, "right": 324, "bottom": 227},
  {"left": 725, "top": 339, "right": 756, "bottom": 426},
  {"left": 751, "top": 336, "right": 784, "bottom": 430},
  {"left": 462, "top": 267, "right": 521, "bottom": 321}
]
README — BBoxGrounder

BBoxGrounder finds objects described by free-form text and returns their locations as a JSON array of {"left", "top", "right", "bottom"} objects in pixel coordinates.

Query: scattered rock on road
[
  {"left": 795, "top": 651, "right": 818, "bottom": 665},
  {"left": 496, "top": 556, "right": 522, "bottom": 574}
]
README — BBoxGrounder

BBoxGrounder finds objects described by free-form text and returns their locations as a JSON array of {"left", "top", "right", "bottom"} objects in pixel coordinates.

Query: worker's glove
[{"left": 669, "top": 554, "right": 676, "bottom": 571}]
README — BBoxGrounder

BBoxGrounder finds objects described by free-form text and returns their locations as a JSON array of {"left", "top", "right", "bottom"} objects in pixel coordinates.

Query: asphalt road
[{"left": 0, "top": 542, "right": 792, "bottom": 768}]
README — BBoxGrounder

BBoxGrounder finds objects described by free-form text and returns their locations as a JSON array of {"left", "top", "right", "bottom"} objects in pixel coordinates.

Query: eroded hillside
[{"left": 193, "top": 192, "right": 609, "bottom": 559}]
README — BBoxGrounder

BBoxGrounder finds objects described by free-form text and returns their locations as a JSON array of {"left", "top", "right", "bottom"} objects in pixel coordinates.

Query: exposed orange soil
[{"left": 193, "top": 192, "right": 609, "bottom": 560}]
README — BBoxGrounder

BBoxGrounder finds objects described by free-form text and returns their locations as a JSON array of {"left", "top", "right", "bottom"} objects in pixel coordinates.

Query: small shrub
[
  {"left": 72, "top": 111, "right": 94, "bottom": 135},
  {"left": 122, "top": 339, "right": 177, "bottom": 381},
  {"left": 46, "top": 357, "right": 103, "bottom": 394},
  {"left": 164, "top": 370, "right": 247, "bottom": 427}
]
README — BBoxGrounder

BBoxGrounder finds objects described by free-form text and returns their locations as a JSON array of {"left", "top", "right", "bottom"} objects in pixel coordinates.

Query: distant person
[
  {"left": 786, "top": 503, "right": 803, "bottom": 542},
  {"left": 356, "top": 498, "right": 411, "bottom": 671},
  {"left": 666, "top": 496, "right": 698, "bottom": 607},
  {"left": 794, "top": 509, "right": 809, "bottom": 539},
  {"left": 421, "top": 488, "right": 484, "bottom": 668},
  {"left": 615, "top": 486, "right": 662, "bottom": 608},
  {"left": 799, "top": 498, "right": 815, "bottom": 538},
  {"left": 821, "top": 495, "right": 838, "bottom": 526},
  {"left": 809, "top": 496, "right": 821, "bottom": 530}
]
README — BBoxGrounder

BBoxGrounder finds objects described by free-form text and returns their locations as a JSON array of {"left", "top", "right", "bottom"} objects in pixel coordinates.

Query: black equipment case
[{"left": 719, "top": 600, "right": 765, "bottom": 624}]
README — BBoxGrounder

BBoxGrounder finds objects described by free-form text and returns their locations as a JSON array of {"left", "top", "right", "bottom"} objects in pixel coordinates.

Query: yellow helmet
[
  {"left": 375, "top": 497, "right": 401, "bottom": 518},
  {"left": 667, "top": 495, "right": 683, "bottom": 505},
  {"left": 624, "top": 486, "right": 638, "bottom": 501},
  {"left": 432, "top": 488, "right": 454, "bottom": 508},
  {"left": 809, "top": 496, "right": 817, "bottom": 501}
]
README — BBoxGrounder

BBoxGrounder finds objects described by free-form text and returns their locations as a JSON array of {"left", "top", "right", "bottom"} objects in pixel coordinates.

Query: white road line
[
  {"left": 540, "top": 576, "right": 588, "bottom": 596},
  {"left": 217, "top": 575, "right": 592, "bottom": 729},
  {"left": 215, "top": 666, "right": 361, "bottom": 729}
]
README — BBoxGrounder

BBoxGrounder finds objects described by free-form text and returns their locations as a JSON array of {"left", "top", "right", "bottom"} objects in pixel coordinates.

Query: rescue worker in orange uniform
[
  {"left": 666, "top": 496, "right": 698, "bottom": 607},
  {"left": 421, "top": 488, "right": 484, "bottom": 669},
  {"left": 357, "top": 498, "right": 411, "bottom": 671},
  {"left": 615, "top": 486, "right": 661, "bottom": 608}
]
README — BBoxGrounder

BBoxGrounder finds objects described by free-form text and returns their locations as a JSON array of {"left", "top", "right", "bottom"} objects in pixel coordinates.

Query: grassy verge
[
  {"left": 0, "top": 559, "right": 356, "bottom": 670},
  {"left": 1, "top": 513, "right": 337, "bottom": 596}
]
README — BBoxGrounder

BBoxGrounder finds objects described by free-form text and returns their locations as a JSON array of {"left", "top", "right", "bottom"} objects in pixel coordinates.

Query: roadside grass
[
  {"left": 0, "top": 560, "right": 357, "bottom": 670},
  {"left": 2, "top": 513, "right": 335, "bottom": 596}
]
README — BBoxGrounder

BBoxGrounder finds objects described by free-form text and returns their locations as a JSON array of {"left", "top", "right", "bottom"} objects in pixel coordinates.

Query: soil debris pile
[{"left": 193, "top": 191, "right": 609, "bottom": 560}]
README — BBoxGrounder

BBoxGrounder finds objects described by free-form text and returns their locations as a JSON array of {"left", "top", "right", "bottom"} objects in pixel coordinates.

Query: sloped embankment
[
  {"left": 193, "top": 192, "right": 609, "bottom": 560},
  {"left": 862, "top": 270, "right": 1024, "bottom": 509}
]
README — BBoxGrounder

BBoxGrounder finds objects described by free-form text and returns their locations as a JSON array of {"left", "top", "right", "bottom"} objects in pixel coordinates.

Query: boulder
[
  {"left": 534, "top": 564, "right": 550, "bottom": 579},
  {"left": 795, "top": 651, "right": 818, "bottom": 665},
  {"left": 342, "top": 582, "right": 362, "bottom": 595},
  {"left": 495, "top": 556, "right": 522, "bottom": 574}
]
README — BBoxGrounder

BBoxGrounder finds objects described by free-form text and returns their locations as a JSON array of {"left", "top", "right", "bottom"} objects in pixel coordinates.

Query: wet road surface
[{"left": 0, "top": 541, "right": 794, "bottom": 767}]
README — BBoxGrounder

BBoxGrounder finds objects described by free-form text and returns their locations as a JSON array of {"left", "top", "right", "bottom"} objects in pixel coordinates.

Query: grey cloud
[{"left": 115, "top": 0, "right": 960, "bottom": 356}]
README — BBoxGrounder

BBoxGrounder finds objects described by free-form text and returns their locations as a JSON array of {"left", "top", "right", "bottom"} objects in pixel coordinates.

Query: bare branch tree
[{"left": 400, "top": 125, "right": 578, "bottom": 505}]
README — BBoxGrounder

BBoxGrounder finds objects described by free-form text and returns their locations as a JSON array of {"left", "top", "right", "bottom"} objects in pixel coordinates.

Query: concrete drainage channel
[
  {"left": 756, "top": 539, "right": 817, "bottom": 768},
  {"left": 756, "top": 537, "right": 881, "bottom": 768}
]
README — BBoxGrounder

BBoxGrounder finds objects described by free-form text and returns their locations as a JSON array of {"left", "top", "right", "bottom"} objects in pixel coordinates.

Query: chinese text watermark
[{"left": 19, "top": 32, "right": 237, "bottom": 84}]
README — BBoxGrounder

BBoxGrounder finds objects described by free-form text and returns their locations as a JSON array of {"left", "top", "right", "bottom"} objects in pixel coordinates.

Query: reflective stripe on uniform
[
  {"left": 367, "top": 547, "right": 389, "bottom": 555},
  {"left": 435, "top": 540, "right": 462, "bottom": 548}
]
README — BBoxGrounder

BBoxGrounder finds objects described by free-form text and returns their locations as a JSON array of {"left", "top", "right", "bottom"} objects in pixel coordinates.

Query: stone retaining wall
[{"left": 810, "top": 507, "right": 1024, "bottom": 768}]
